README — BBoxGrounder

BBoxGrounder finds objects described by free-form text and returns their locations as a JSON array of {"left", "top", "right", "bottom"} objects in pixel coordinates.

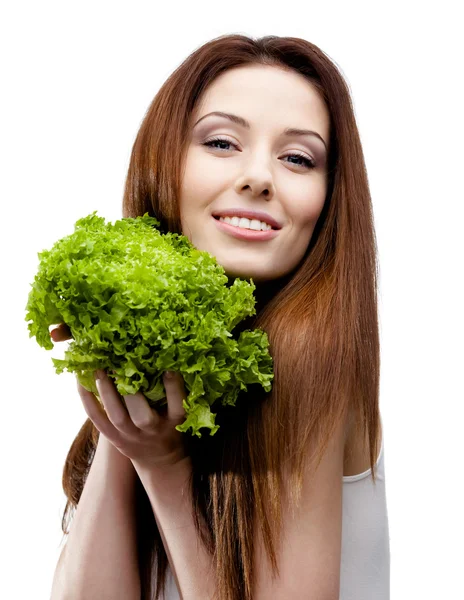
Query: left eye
[{"left": 203, "top": 137, "right": 316, "bottom": 169}]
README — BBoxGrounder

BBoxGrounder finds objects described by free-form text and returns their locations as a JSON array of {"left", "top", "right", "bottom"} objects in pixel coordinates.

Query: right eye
[{"left": 202, "top": 137, "right": 237, "bottom": 151}]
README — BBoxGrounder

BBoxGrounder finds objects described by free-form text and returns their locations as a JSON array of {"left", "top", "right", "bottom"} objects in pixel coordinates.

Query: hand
[{"left": 76, "top": 369, "right": 189, "bottom": 471}]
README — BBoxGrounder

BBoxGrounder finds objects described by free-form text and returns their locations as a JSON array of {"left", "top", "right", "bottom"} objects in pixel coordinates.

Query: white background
[{"left": 1, "top": 1, "right": 462, "bottom": 598}]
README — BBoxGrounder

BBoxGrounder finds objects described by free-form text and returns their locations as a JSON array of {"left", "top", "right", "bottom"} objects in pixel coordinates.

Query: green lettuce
[{"left": 25, "top": 212, "right": 274, "bottom": 438}]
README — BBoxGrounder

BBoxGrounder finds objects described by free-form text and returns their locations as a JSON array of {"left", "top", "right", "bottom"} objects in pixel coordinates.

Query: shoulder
[{"left": 343, "top": 406, "right": 382, "bottom": 477}]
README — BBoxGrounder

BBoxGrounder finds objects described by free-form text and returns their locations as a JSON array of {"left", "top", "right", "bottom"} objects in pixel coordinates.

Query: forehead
[{"left": 191, "top": 65, "right": 330, "bottom": 141}]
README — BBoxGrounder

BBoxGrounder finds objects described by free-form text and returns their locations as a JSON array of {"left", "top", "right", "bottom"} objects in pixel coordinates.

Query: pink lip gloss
[{"left": 212, "top": 217, "right": 280, "bottom": 241}]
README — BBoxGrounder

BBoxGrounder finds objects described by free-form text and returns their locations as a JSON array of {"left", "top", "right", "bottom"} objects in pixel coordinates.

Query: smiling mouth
[
  {"left": 212, "top": 216, "right": 280, "bottom": 241},
  {"left": 212, "top": 215, "right": 276, "bottom": 232}
]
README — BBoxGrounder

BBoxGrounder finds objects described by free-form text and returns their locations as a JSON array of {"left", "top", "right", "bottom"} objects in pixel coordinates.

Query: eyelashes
[{"left": 202, "top": 137, "right": 316, "bottom": 170}]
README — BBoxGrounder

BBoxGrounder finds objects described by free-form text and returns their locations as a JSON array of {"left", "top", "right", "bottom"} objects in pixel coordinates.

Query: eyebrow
[{"left": 193, "top": 111, "right": 328, "bottom": 151}]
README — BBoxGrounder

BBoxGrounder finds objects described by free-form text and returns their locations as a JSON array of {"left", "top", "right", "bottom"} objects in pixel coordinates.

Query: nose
[{"left": 235, "top": 170, "right": 275, "bottom": 199}]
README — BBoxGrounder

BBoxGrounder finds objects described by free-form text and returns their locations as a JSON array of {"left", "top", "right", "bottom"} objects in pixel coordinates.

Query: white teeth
[{"left": 218, "top": 216, "right": 272, "bottom": 231}]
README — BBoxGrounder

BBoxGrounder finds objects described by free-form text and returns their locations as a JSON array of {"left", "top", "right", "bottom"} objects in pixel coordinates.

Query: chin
[{"left": 223, "top": 267, "right": 273, "bottom": 284}]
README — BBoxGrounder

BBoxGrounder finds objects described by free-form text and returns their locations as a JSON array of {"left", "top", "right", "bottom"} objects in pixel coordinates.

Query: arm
[
  {"left": 133, "top": 457, "right": 217, "bottom": 600},
  {"left": 134, "top": 413, "right": 347, "bottom": 600},
  {"left": 251, "top": 415, "right": 346, "bottom": 600},
  {"left": 50, "top": 435, "right": 140, "bottom": 600}
]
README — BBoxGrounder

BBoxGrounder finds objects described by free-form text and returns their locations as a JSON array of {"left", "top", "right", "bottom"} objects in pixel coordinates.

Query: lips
[
  {"left": 212, "top": 215, "right": 279, "bottom": 241},
  {"left": 211, "top": 209, "right": 282, "bottom": 230}
]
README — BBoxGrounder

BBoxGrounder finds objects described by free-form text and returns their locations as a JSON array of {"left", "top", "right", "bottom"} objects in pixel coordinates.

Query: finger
[
  {"left": 76, "top": 379, "right": 123, "bottom": 444},
  {"left": 163, "top": 371, "right": 187, "bottom": 422},
  {"left": 123, "top": 392, "right": 160, "bottom": 431},
  {"left": 49, "top": 323, "right": 72, "bottom": 342},
  {"left": 60, "top": 323, "right": 72, "bottom": 338},
  {"left": 94, "top": 371, "right": 141, "bottom": 435}
]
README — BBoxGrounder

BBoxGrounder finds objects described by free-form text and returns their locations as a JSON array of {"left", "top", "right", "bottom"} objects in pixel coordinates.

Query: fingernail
[
  {"left": 95, "top": 370, "right": 106, "bottom": 381},
  {"left": 164, "top": 370, "right": 175, "bottom": 379}
]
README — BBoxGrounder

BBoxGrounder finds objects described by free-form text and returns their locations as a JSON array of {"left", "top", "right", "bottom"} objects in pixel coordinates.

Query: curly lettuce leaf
[{"left": 25, "top": 211, "right": 274, "bottom": 438}]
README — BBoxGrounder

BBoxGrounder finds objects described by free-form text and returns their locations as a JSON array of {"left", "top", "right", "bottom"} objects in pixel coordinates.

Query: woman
[{"left": 50, "top": 34, "right": 389, "bottom": 600}]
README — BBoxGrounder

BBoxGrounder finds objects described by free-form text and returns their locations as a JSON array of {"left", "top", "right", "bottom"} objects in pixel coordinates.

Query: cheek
[
  {"left": 283, "top": 177, "right": 327, "bottom": 228},
  {"left": 179, "top": 182, "right": 211, "bottom": 242},
  {"left": 179, "top": 164, "right": 207, "bottom": 219},
  {"left": 301, "top": 182, "right": 327, "bottom": 221},
  {"left": 182, "top": 147, "right": 225, "bottom": 196},
  {"left": 180, "top": 152, "right": 228, "bottom": 231},
  {"left": 290, "top": 200, "right": 325, "bottom": 231}
]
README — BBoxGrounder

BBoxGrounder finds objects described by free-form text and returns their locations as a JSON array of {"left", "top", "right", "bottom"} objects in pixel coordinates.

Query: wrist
[
  {"left": 133, "top": 456, "right": 193, "bottom": 525},
  {"left": 132, "top": 455, "right": 192, "bottom": 495},
  {"left": 94, "top": 434, "right": 138, "bottom": 481}
]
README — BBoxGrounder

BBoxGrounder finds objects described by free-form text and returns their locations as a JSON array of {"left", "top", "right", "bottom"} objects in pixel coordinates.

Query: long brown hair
[{"left": 60, "top": 34, "right": 381, "bottom": 600}]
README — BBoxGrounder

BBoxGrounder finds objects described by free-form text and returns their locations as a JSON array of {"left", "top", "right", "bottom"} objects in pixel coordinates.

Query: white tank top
[
  {"left": 340, "top": 413, "right": 390, "bottom": 598},
  {"left": 156, "top": 416, "right": 390, "bottom": 599}
]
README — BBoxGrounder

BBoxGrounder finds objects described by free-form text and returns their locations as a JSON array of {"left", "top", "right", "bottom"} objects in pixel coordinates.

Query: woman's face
[{"left": 179, "top": 64, "right": 330, "bottom": 283}]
